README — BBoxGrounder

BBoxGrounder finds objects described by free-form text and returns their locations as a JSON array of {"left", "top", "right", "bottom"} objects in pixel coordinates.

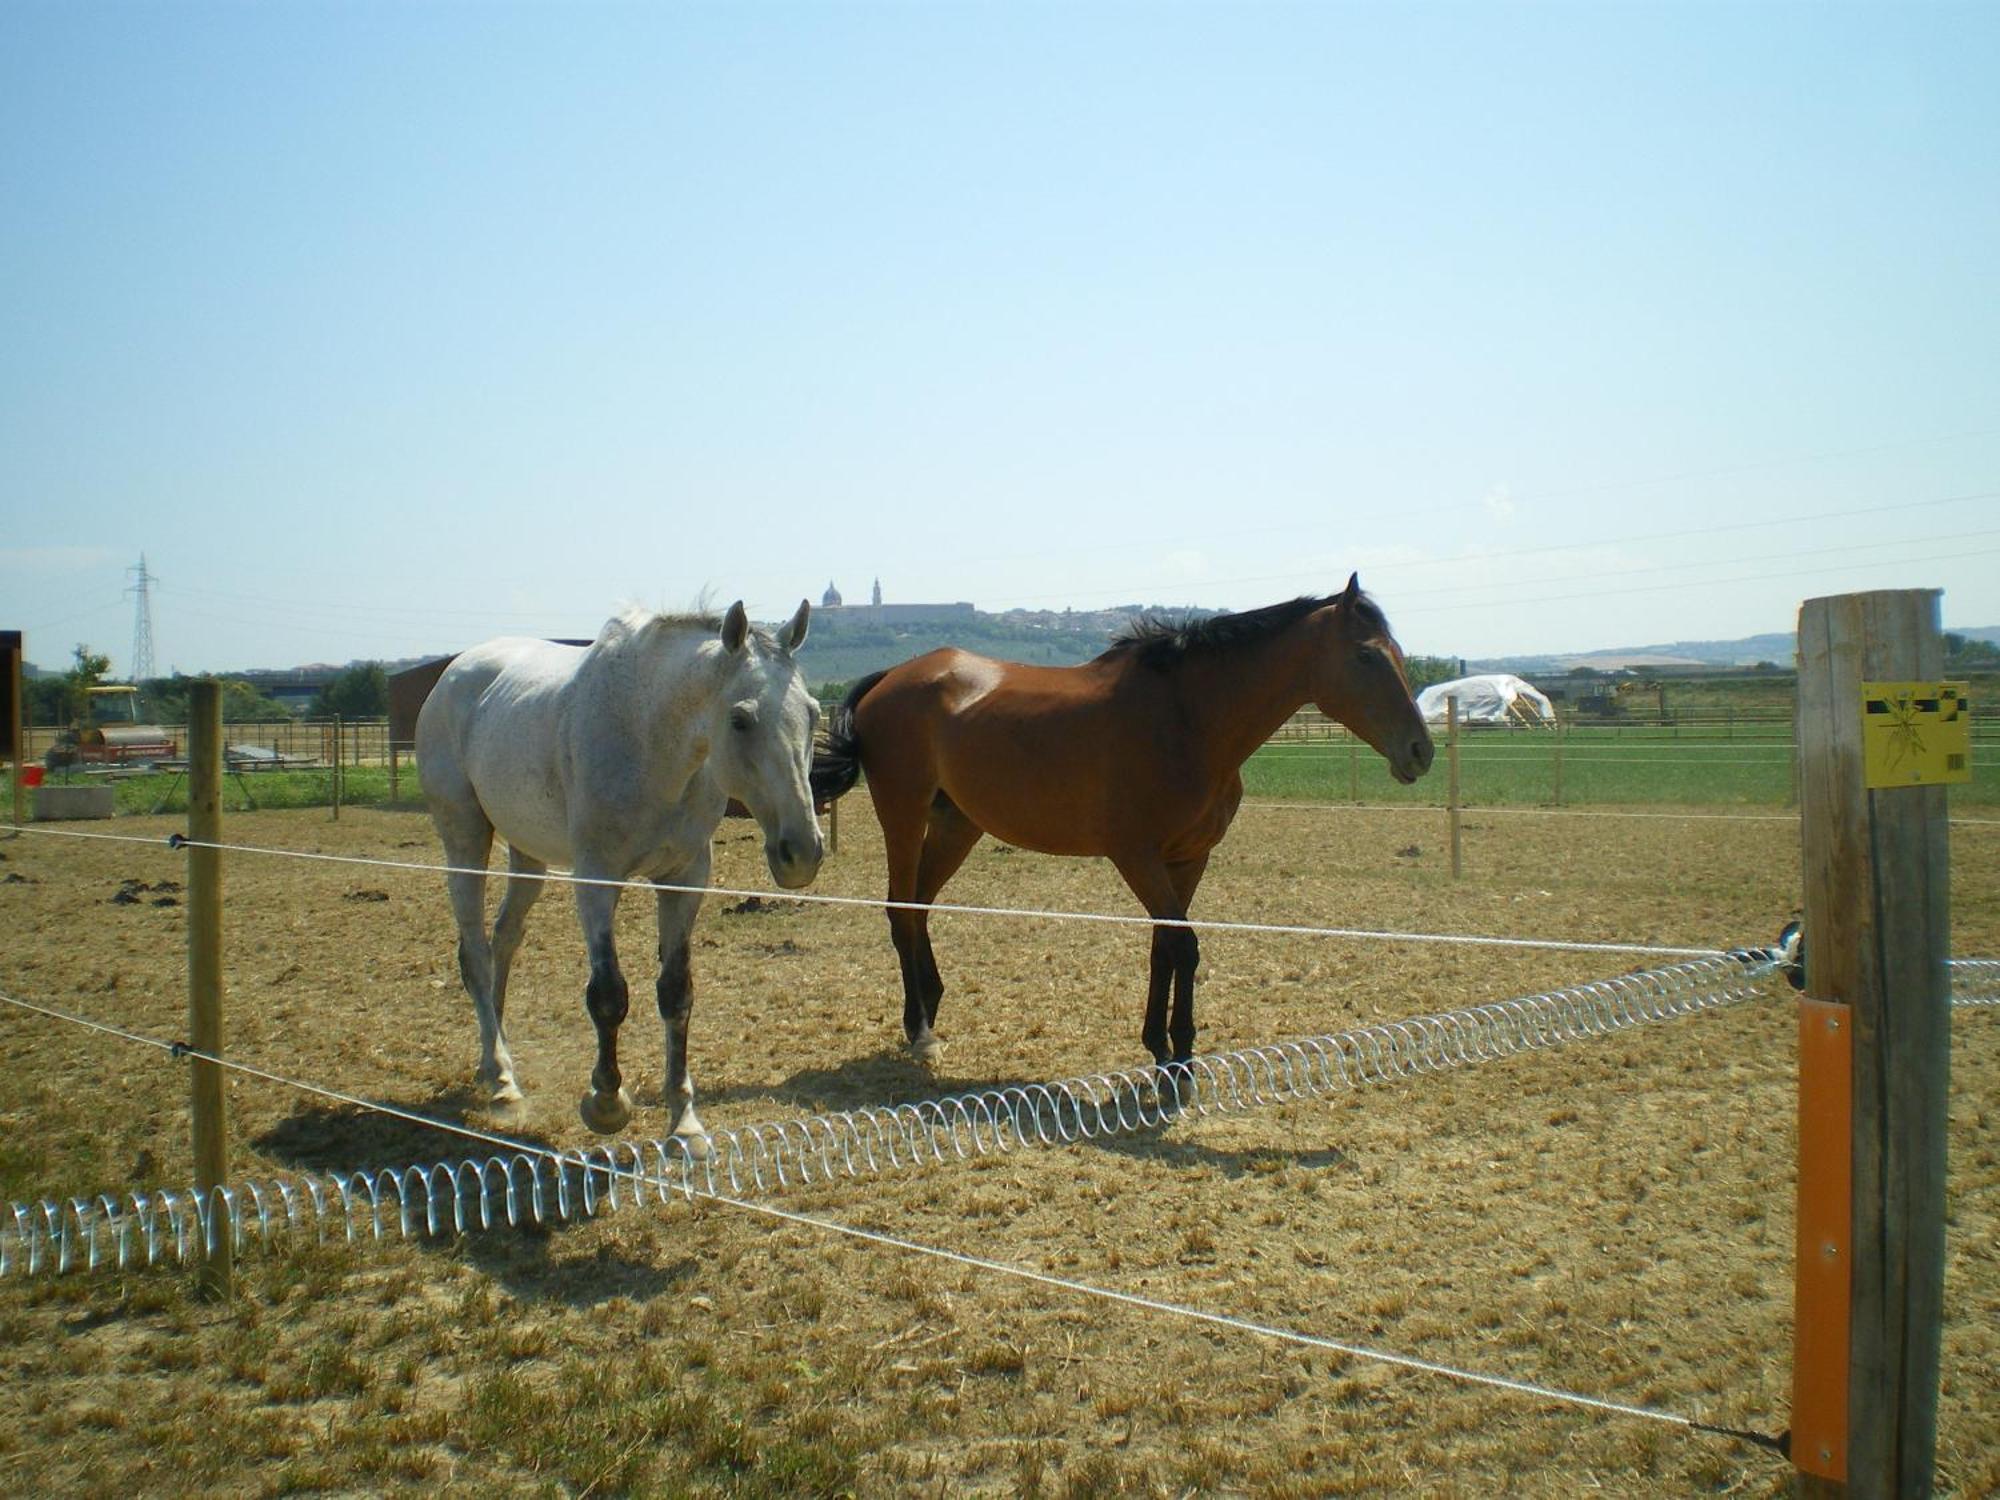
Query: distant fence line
[{"left": 17, "top": 718, "right": 403, "bottom": 770}]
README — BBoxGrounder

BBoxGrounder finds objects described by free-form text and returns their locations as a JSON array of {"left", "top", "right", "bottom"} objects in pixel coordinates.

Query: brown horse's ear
[
  {"left": 1341, "top": 572, "right": 1361, "bottom": 604},
  {"left": 721, "top": 601, "right": 750, "bottom": 653},
  {"left": 781, "top": 599, "right": 810, "bottom": 654}
]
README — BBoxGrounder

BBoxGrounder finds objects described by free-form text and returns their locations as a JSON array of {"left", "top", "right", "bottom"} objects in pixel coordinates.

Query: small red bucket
[{"left": 18, "top": 765, "right": 44, "bottom": 788}]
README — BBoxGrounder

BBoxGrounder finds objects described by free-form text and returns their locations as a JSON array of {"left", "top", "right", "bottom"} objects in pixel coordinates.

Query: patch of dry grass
[{"left": 0, "top": 802, "right": 1995, "bottom": 1494}]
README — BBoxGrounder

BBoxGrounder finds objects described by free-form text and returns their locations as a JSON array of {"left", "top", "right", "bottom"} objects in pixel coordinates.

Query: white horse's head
[{"left": 709, "top": 600, "right": 824, "bottom": 889}]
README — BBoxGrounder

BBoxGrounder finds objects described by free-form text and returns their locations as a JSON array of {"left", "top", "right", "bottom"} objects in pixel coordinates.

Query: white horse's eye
[{"left": 730, "top": 706, "right": 756, "bottom": 733}]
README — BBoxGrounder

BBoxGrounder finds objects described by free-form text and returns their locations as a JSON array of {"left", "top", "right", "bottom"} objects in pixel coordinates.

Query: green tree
[
  {"left": 26, "top": 645, "right": 114, "bottom": 727},
  {"left": 142, "top": 675, "right": 295, "bottom": 725},
  {"left": 1944, "top": 632, "right": 2000, "bottom": 669},
  {"left": 1402, "top": 655, "right": 1462, "bottom": 692},
  {"left": 311, "top": 663, "right": 389, "bottom": 719}
]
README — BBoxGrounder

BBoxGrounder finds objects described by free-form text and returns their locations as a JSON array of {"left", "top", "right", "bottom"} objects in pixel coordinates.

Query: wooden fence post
[
  {"left": 5, "top": 630, "right": 22, "bottom": 830},
  {"left": 1348, "top": 740, "right": 1359, "bottom": 804},
  {"left": 1551, "top": 711, "right": 1565, "bottom": 807},
  {"left": 1448, "top": 704, "right": 1464, "bottom": 880},
  {"left": 187, "top": 680, "right": 232, "bottom": 1299},
  {"left": 1792, "top": 589, "right": 1950, "bottom": 1496},
  {"left": 330, "top": 713, "right": 342, "bottom": 820}
]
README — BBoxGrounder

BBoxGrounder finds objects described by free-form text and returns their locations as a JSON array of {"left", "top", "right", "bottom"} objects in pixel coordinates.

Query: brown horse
[{"left": 811, "top": 575, "right": 1434, "bottom": 1069}]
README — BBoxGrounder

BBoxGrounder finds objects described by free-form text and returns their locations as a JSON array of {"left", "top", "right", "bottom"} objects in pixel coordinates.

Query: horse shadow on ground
[
  {"left": 251, "top": 1089, "right": 699, "bottom": 1306},
  {"left": 700, "top": 1049, "right": 1353, "bottom": 1181}
]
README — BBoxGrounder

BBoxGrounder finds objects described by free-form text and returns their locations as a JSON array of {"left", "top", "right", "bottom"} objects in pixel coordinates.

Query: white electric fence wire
[
  {"left": 1242, "top": 801, "right": 1803, "bottom": 824},
  {"left": 7, "top": 959, "right": 1996, "bottom": 1453},
  {"left": 1953, "top": 958, "right": 2000, "bottom": 1004},
  {"left": 1, "top": 822, "right": 1728, "bottom": 961},
  {"left": 9, "top": 948, "right": 1995, "bottom": 1282},
  {"left": 3, "top": 946, "right": 1784, "bottom": 1278}
]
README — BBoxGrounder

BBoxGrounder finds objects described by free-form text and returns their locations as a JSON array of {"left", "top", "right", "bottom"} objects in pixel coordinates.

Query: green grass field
[
  {"left": 8, "top": 721, "right": 1996, "bottom": 817},
  {"left": 1243, "top": 724, "right": 2000, "bottom": 808}
]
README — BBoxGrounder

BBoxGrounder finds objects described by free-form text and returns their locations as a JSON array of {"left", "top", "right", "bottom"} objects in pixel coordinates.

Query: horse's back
[
  {"left": 857, "top": 648, "right": 1155, "bottom": 854},
  {"left": 418, "top": 638, "right": 586, "bottom": 855}
]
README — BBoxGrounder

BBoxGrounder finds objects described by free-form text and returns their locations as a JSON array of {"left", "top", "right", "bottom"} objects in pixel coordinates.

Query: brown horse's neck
[{"left": 1170, "top": 611, "right": 1327, "bottom": 777}]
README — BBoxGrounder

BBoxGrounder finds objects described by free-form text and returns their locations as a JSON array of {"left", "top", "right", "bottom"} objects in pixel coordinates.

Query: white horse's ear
[
  {"left": 721, "top": 601, "right": 749, "bottom": 653},
  {"left": 781, "top": 599, "right": 810, "bottom": 655}
]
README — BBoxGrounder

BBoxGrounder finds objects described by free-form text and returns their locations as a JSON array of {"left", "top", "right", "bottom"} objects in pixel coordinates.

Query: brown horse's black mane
[{"left": 1102, "top": 592, "right": 1386, "bottom": 671}]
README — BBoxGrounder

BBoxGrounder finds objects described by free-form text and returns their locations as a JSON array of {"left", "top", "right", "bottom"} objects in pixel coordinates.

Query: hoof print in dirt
[
  {"left": 1395, "top": 845, "right": 1421, "bottom": 858},
  {"left": 3, "top": 871, "right": 30, "bottom": 885},
  {"left": 722, "top": 895, "right": 802, "bottom": 916},
  {"left": 111, "top": 878, "right": 179, "bottom": 906},
  {"left": 343, "top": 889, "right": 391, "bottom": 903}
]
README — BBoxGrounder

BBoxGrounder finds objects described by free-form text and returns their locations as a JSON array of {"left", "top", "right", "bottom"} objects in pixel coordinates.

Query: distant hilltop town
[
  {"left": 817, "top": 579, "right": 1166, "bottom": 639},
  {"left": 819, "top": 577, "right": 975, "bottom": 626}
]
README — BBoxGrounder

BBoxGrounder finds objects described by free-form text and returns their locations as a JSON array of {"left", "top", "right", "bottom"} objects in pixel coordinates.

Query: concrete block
[{"left": 33, "top": 784, "right": 117, "bottom": 820}]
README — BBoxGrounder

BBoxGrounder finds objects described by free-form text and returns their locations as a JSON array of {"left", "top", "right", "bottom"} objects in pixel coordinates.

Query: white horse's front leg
[
  {"left": 575, "top": 875, "right": 635, "bottom": 1135},
  {"left": 655, "top": 849, "right": 711, "bottom": 1159}
]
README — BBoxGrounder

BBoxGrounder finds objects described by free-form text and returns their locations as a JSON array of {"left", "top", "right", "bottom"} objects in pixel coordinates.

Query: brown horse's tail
[{"left": 810, "top": 669, "right": 889, "bottom": 807}]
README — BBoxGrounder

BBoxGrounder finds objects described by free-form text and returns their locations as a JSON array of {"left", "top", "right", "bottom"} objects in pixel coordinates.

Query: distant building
[{"left": 814, "top": 579, "right": 975, "bottom": 625}]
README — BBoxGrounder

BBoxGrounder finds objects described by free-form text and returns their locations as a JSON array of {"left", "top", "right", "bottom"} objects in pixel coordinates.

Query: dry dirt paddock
[{"left": 0, "top": 797, "right": 1995, "bottom": 1497}]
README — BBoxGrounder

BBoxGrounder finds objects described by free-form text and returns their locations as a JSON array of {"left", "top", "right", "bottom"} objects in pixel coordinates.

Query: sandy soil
[{"left": 0, "top": 798, "right": 1994, "bottom": 1496}]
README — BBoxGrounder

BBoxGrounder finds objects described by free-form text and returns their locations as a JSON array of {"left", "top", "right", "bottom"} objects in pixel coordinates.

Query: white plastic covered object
[{"left": 1415, "top": 673, "right": 1557, "bottom": 726}]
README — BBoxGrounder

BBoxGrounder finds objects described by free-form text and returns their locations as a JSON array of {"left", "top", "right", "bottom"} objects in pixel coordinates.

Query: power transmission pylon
[{"left": 126, "top": 555, "right": 159, "bottom": 682}]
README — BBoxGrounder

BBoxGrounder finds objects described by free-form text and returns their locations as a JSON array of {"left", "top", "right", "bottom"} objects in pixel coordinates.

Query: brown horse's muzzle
[{"left": 1391, "top": 728, "right": 1437, "bottom": 784}]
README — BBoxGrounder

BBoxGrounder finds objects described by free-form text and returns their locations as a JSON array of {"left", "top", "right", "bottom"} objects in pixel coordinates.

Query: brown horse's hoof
[
  {"left": 1153, "top": 1060, "right": 1196, "bottom": 1116},
  {"left": 578, "top": 1087, "right": 635, "bottom": 1135}
]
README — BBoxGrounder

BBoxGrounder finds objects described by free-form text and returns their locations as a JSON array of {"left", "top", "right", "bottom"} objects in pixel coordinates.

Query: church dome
[{"left": 822, "top": 580, "right": 843, "bottom": 608}]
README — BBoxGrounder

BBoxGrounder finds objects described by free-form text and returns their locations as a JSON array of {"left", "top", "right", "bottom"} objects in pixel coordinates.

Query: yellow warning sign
[{"left": 1862, "top": 681, "right": 1972, "bottom": 788}]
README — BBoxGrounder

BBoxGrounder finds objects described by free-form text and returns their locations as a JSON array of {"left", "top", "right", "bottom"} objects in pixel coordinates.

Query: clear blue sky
[{"left": 4, "top": 0, "right": 1996, "bottom": 676}]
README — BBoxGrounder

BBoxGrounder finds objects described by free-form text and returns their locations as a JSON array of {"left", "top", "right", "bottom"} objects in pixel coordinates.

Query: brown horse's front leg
[
  {"left": 1145, "top": 923, "right": 1199, "bottom": 1064},
  {"left": 889, "top": 908, "right": 945, "bottom": 1061}
]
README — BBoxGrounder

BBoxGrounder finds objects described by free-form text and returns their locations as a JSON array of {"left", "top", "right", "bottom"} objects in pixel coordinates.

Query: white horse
[{"left": 416, "top": 600, "right": 822, "bottom": 1147}]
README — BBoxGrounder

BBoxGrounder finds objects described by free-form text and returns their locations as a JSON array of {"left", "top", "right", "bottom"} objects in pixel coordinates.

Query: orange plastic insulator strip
[{"left": 1792, "top": 997, "right": 1851, "bottom": 1483}]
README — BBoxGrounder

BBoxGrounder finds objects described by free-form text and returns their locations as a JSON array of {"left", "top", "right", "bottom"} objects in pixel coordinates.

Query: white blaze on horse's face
[{"left": 711, "top": 600, "right": 824, "bottom": 889}]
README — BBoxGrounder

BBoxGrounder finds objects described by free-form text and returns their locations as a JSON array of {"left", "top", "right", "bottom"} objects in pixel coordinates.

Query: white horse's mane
[{"left": 598, "top": 604, "right": 778, "bottom": 651}]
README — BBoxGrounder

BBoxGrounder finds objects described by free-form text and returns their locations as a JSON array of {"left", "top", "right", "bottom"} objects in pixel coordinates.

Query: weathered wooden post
[
  {"left": 1347, "top": 739, "right": 1359, "bottom": 804},
  {"left": 1551, "top": 710, "right": 1565, "bottom": 807},
  {"left": 330, "top": 713, "right": 342, "bottom": 821},
  {"left": 1447, "top": 697, "right": 1462, "bottom": 879},
  {"left": 4, "top": 630, "right": 22, "bottom": 830},
  {"left": 389, "top": 739, "right": 400, "bottom": 804},
  {"left": 1792, "top": 589, "right": 1957, "bottom": 1497},
  {"left": 187, "top": 680, "right": 232, "bottom": 1299}
]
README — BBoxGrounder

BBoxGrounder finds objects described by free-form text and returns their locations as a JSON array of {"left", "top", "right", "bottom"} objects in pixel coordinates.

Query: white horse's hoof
[
  {"left": 670, "top": 1125, "right": 714, "bottom": 1163},
  {"left": 911, "top": 1035, "right": 944, "bottom": 1066},
  {"left": 579, "top": 1087, "right": 634, "bottom": 1135},
  {"left": 486, "top": 1091, "right": 528, "bottom": 1127}
]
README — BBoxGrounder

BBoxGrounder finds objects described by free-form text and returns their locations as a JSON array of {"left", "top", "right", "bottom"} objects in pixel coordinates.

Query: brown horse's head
[{"left": 1311, "top": 574, "right": 1434, "bottom": 784}]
